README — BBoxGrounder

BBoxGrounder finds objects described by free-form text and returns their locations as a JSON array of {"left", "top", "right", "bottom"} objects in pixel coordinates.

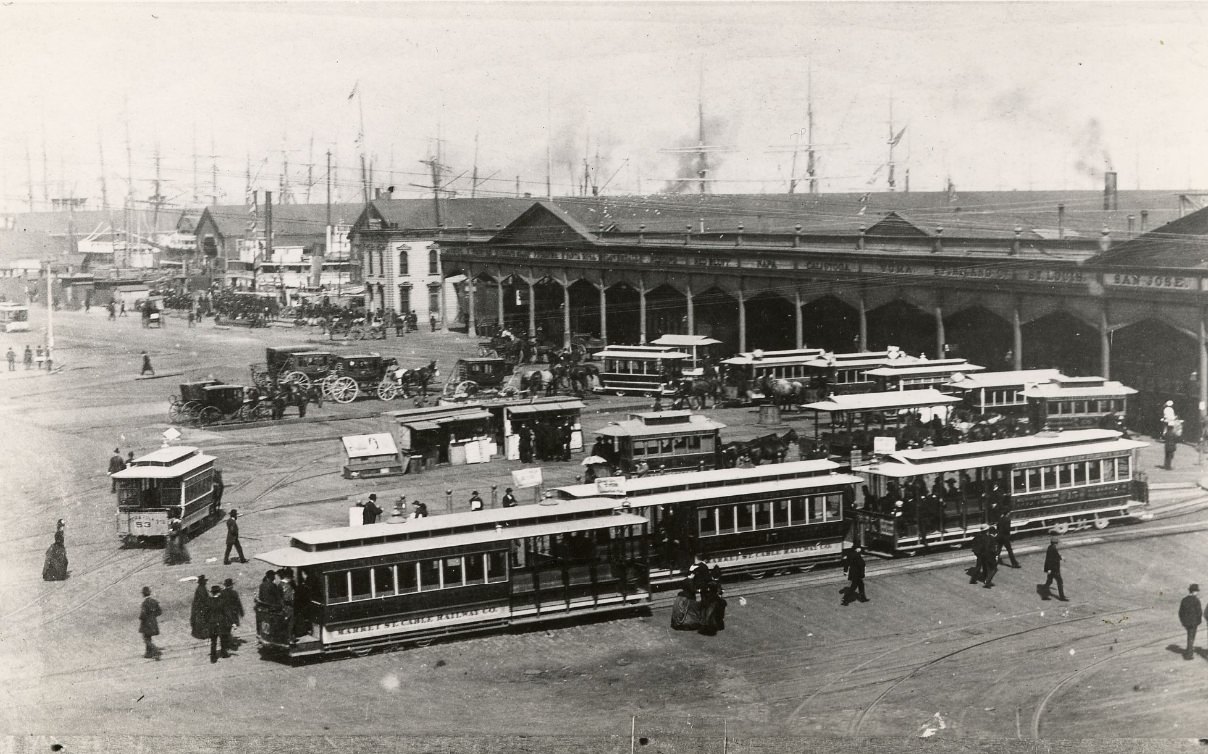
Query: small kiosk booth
[
  {"left": 113, "top": 445, "right": 220, "bottom": 544},
  {"left": 1023, "top": 375, "right": 1138, "bottom": 430},
  {"left": 944, "top": 369, "right": 1064, "bottom": 416},
  {"left": 649, "top": 335, "right": 723, "bottom": 377},
  {"left": 341, "top": 432, "right": 407, "bottom": 478},
  {"left": 382, "top": 405, "right": 496, "bottom": 469},
  {"left": 479, "top": 397, "right": 586, "bottom": 461},
  {"left": 592, "top": 410, "right": 726, "bottom": 476}
]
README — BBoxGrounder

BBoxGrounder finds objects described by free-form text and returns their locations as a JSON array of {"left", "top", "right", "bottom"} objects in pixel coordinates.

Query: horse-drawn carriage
[
  {"left": 168, "top": 382, "right": 273, "bottom": 425},
  {"left": 250, "top": 346, "right": 339, "bottom": 392},
  {"left": 443, "top": 357, "right": 516, "bottom": 401},
  {"left": 320, "top": 353, "right": 407, "bottom": 404}
]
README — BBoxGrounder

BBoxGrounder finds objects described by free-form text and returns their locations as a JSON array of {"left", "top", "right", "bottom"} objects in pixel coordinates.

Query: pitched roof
[
  {"left": 1090, "top": 205, "right": 1208, "bottom": 269},
  {"left": 365, "top": 197, "right": 534, "bottom": 232},
  {"left": 196, "top": 203, "right": 366, "bottom": 241}
]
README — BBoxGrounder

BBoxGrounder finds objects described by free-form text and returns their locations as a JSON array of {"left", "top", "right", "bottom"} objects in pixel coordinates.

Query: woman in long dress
[
  {"left": 164, "top": 519, "right": 191, "bottom": 565},
  {"left": 42, "top": 530, "right": 68, "bottom": 581}
]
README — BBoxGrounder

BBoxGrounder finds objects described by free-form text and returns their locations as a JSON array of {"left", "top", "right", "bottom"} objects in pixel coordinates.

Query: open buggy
[{"left": 250, "top": 346, "right": 339, "bottom": 391}]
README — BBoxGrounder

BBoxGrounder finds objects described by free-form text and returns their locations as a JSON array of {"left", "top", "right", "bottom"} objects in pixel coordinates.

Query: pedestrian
[
  {"left": 34, "top": 345, "right": 44, "bottom": 370},
  {"left": 276, "top": 569, "right": 295, "bottom": 640},
  {"left": 109, "top": 447, "right": 125, "bottom": 492},
  {"left": 994, "top": 501, "right": 1021, "bottom": 569},
  {"left": 120, "top": 300, "right": 127, "bottom": 317},
  {"left": 223, "top": 509, "right": 247, "bottom": 564},
  {"left": 1042, "top": 535, "right": 1068, "bottom": 601},
  {"left": 430, "top": 312, "right": 437, "bottom": 331},
  {"left": 1160, "top": 401, "right": 1181, "bottom": 469},
  {"left": 469, "top": 490, "right": 484, "bottom": 511},
  {"left": 1179, "top": 583, "right": 1203, "bottom": 660},
  {"left": 139, "top": 586, "right": 162, "bottom": 660},
  {"left": 108, "top": 301, "right": 116, "bottom": 320},
  {"left": 190, "top": 575, "right": 210, "bottom": 640},
  {"left": 187, "top": 310, "right": 195, "bottom": 328},
  {"left": 501, "top": 487, "right": 517, "bottom": 508},
  {"left": 362, "top": 494, "right": 383, "bottom": 525},
  {"left": 44, "top": 350, "right": 52, "bottom": 372},
  {"left": 126, "top": 451, "right": 135, "bottom": 468},
  {"left": 841, "top": 546, "right": 868, "bottom": 604},
  {"left": 5, "top": 347, "right": 14, "bottom": 371},
  {"left": 411, "top": 500, "right": 429, "bottom": 518},
  {"left": 22, "top": 345, "right": 32, "bottom": 370},
  {"left": 220, "top": 577, "right": 244, "bottom": 652},
  {"left": 205, "top": 584, "right": 227, "bottom": 663},
  {"left": 257, "top": 569, "right": 283, "bottom": 608},
  {"left": 42, "top": 528, "right": 69, "bottom": 581},
  {"left": 969, "top": 526, "right": 994, "bottom": 585},
  {"left": 387, "top": 497, "right": 408, "bottom": 524},
  {"left": 139, "top": 350, "right": 155, "bottom": 377}
]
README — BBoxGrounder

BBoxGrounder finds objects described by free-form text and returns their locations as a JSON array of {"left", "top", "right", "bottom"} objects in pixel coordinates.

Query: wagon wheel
[
  {"left": 455, "top": 380, "right": 479, "bottom": 398},
  {"left": 1092, "top": 516, "right": 1110, "bottom": 530},
  {"left": 199, "top": 406, "right": 223, "bottom": 425},
  {"left": 181, "top": 401, "right": 203, "bottom": 424},
  {"left": 281, "top": 370, "right": 311, "bottom": 390},
  {"left": 329, "top": 376, "right": 359, "bottom": 403},
  {"left": 1051, "top": 521, "right": 1071, "bottom": 535},
  {"left": 168, "top": 397, "right": 184, "bottom": 424},
  {"left": 320, "top": 373, "right": 341, "bottom": 397},
  {"left": 377, "top": 380, "right": 399, "bottom": 401},
  {"left": 349, "top": 326, "right": 366, "bottom": 341}
]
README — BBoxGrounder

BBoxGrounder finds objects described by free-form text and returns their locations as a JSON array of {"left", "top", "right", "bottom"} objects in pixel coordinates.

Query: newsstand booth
[
  {"left": 481, "top": 397, "right": 586, "bottom": 461},
  {"left": 382, "top": 405, "right": 496, "bottom": 469},
  {"left": 341, "top": 432, "right": 407, "bottom": 479}
]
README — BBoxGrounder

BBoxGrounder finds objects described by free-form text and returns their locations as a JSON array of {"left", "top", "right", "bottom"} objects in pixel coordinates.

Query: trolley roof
[
  {"left": 803, "top": 389, "right": 962, "bottom": 413},
  {"left": 289, "top": 497, "right": 623, "bottom": 549},
  {"left": 944, "top": 369, "right": 1064, "bottom": 390},
  {"left": 854, "top": 429, "right": 1147, "bottom": 478},
  {"left": 504, "top": 400, "right": 585, "bottom": 416},
  {"left": 862, "top": 360, "right": 985, "bottom": 378},
  {"left": 721, "top": 348, "right": 825, "bottom": 366},
  {"left": 800, "top": 348, "right": 918, "bottom": 368},
  {"left": 553, "top": 458, "right": 844, "bottom": 498},
  {"left": 257, "top": 512, "right": 648, "bottom": 568},
  {"left": 595, "top": 346, "right": 691, "bottom": 360},
  {"left": 1022, "top": 378, "right": 1138, "bottom": 398},
  {"left": 595, "top": 411, "right": 726, "bottom": 438},
  {"left": 650, "top": 335, "right": 722, "bottom": 348},
  {"left": 607, "top": 474, "right": 864, "bottom": 510},
  {"left": 111, "top": 446, "right": 215, "bottom": 479}
]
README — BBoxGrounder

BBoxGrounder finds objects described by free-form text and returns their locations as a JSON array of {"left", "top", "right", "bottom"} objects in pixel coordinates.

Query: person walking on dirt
[
  {"left": 1179, "top": 583, "right": 1202, "bottom": 660},
  {"left": 22, "top": 345, "right": 31, "bottom": 370},
  {"left": 109, "top": 448, "right": 125, "bottom": 492},
  {"left": 139, "top": 586, "right": 162, "bottom": 660},
  {"left": 5, "top": 347, "right": 14, "bottom": 371},
  {"left": 1042, "top": 535, "right": 1067, "bottom": 601},
  {"left": 223, "top": 509, "right": 246, "bottom": 564},
  {"left": 140, "top": 351, "right": 155, "bottom": 377},
  {"left": 841, "top": 546, "right": 868, "bottom": 605}
]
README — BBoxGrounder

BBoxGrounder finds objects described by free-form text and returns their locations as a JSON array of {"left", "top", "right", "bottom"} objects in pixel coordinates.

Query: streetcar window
[
  {"left": 698, "top": 507, "right": 717, "bottom": 536},
  {"left": 1088, "top": 460, "right": 1103, "bottom": 483},
  {"left": 700, "top": 435, "right": 713, "bottom": 452},
  {"left": 631, "top": 441, "right": 645, "bottom": 457},
  {"left": 717, "top": 506, "right": 736, "bottom": 534},
  {"left": 735, "top": 504, "right": 753, "bottom": 532},
  {"left": 1056, "top": 464, "right": 1071, "bottom": 488},
  {"left": 773, "top": 498, "right": 789, "bottom": 527},
  {"left": 419, "top": 559, "right": 441, "bottom": 591},
  {"left": 372, "top": 565, "right": 395, "bottom": 597},
  {"left": 464, "top": 553, "right": 486, "bottom": 585},
  {"left": 790, "top": 496, "right": 807, "bottom": 525},
  {"left": 1042, "top": 466, "right": 1057, "bottom": 489},
  {"left": 486, "top": 550, "right": 509, "bottom": 582},
  {"left": 1116, "top": 456, "right": 1131, "bottom": 479},
  {"left": 825, "top": 494, "right": 842, "bottom": 520},
  {"left": 1099, "top": 459, "right": 1113, "bottom": 482},
  {"left": 397, "top": 562, "right": 419, "bottom": 593},
  {"left": 673, "top": 436, "right": 688, "bottom": 454},
  {"left": 660, "top": 438, "right": 673, "bottom": 455},
  {"left": 1012, "top": 469, "right": 1026, "bottom": 494},
  {"left": 809, "top": 496, "right": 824, "bottom": 523},
  {"left": 442, "top": 557, "right": 464, "bottom": 587},
  {"left": 1074, "top": 462, "right": 1088, "bottom": 485},
  {"left": 754, "top": 502, "right": 772, "bottom": 529},
  {"left": 326, "top": 572, "right": 350, "bottom": 604},
  {"left": 350, "top": 569, "right": 372, "bottom": 601},
  {"left": 1074, "top": 401, "right": 1086, "bottom": 414}
]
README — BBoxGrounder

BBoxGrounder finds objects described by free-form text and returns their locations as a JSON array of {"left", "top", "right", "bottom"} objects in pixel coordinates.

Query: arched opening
[
  {"left": 499, "top": 276, "right": 528, "bottom": 335},
  {"left": 646, "top": 285, "right": 687, "bottom": 340},
  {"left": 532, "top": 279, "right": 565, "bottom": 344},
  {"left": 944, "top": 306, "right": 1013, "bottom": 370},
  {"left": 801, "top": 295, "right": 859, "bottom": 353},
  {"left": 694, "top": 287, "right": 740, "bottom": 353},
  {"left": 1022, "top": 311, "right": 1099, "bottom": 377},
  {"left": 605, "top": 283, "right": 641, "bottom": 345},
  {"left": 868, "top": 299, "right": 934, "bottom": 357},
  {"left": 745, "top": 292, "right": 796, "bottom": 350},
  {"left": 568, "top": 280, "right": 601, "bottom": 338},
  {"left": 1112, "top": 318, "right": 1199, "bottom": 438}
]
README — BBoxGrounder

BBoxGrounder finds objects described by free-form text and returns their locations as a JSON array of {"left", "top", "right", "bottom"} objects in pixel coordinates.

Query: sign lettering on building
[{"left": 1105, "top": 272, "right": 1197, "bottom": 291}]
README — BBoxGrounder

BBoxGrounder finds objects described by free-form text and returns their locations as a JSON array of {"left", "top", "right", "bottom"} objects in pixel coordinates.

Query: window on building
[
  {"left": 429, "top": 247, "right": 439, "bottom": 275},
  {"left": 366, "top": 244, "right": 374, "bottom": 275},
  {"left": 398, "top": 286, "right": 410, "bottom": 314},
  {"left": 398, "top": 247, "right": 409, "bottom": 275}
]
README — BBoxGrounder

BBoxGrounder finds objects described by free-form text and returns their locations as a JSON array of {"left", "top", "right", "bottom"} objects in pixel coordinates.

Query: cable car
[
  {"left": 594, "top": 345, "right": 690, "bottom": 395},
  {"left": 0, "top": 302, "right": 30, "bottom": 333},
  {"left": 113, "top": 445, "right": 221, "bottom": 544}
]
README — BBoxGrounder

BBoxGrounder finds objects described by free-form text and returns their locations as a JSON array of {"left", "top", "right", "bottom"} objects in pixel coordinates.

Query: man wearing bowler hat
[
  {"left": 1179, "top": 583, "right": 1203, "bottom": 660},
  {"left": 224, "top": 509, "right": 246, "bottom": 565}
]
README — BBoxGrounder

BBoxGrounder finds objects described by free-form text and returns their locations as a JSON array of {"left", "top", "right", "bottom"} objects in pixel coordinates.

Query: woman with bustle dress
[{"left": 42, "top": 523, "right": 69, "bottom": 581}]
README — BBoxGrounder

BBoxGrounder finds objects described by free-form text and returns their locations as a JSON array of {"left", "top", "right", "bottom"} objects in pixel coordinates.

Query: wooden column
[
  {"left": 685, "top": 282, "right": 695, "bottom": 335},
  {"left": 639, "top": 284, "right": 648, "bottom": 344},
  {"left": 497, "top": 278, "right": 505, "bottom": 331},
  {"left": 1199, "top": 311, "right": 1207, "bottom": 417},
  {"left": 794, "top": 288, "right": 803, "bottom": 349},
  {"left": 562, "top": 281, "right": 572, "bottom": 349},
  {"left": 466, "top": 271, "right": 477, "bottom": 338},
  {"left": 1012, "top": 302, "right": 1023, "bottom": 370},
  {"left": 1100, "top": 304, "right": 1111, "bottom": 379},
  {"left": 857, "top": 293, "right": 868, "bottom": 351},
  {"left": 934, "top": 304, "right": 945, "bottom": 359},
  {"left": 598, "top": 279, "right": 608, "bottom": 345},
  {"left": 437, "top": 246, "right": 449, "bottom": 333},
  {"left": 737, "top": 286, "right": 747, "bottom": 353},
  {"left": 527, "top": 280, "right": 536, "bottom": 337}
]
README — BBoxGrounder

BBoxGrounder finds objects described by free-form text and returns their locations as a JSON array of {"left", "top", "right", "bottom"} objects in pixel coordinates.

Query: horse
[
  {"left": 269, "top": 382, "right": 312, "bottom": 419},
  {"left": 677, "top": 377, "right": 722, "bottom": 410},
  {"left": 565, "top": 363, "right": 599, "bottom": 395},
  {"left": 759, "top": 375, "right": 805, "bottom": 410},
  {"left": 520, "top": 369, "right": 557, "bottom": 397},
  {"left": 735, "top": 428, "right": 800, "bottom": 465},
  {"left": 393, "top": 360, "right": 439, "bottom": 398}
]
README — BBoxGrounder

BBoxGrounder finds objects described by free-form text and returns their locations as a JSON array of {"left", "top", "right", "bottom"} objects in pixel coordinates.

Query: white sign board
[
  {"left": 594, "top": 477, "right": 625, "bottom": 495},
  {"left": 511, "top": 467, "right": 544, "bottom": 489},
  {"left": 342, "top": 433, "right": 399, "bottom": 459},
  {"left": 873, "top": 436, "right": 897, "bottom": 455},
  {"left": 162, "top": 427, "right": 182, "bottom": 442}
]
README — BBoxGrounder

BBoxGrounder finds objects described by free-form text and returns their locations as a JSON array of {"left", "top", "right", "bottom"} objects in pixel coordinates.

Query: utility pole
[
  {"left": 98, "top": 130, "right": 110, "bottom": 210},
  {"left": 151, "top": 145, "right": 165, "bottom": 232},
  {"left": 40, "top": 125, "right": 49, "bottom": 206},
  {"left": 25, "top": 143, "right": 34, "bottom": 211},
  {"left": 260, "top": 190, "right": 272, "bottom": 293},
  {"left": 306, "top": 135, "right": 314, "bottom": 203},
  {"left": 471, "top": 132, "right": 479, "bottom": 199},
  {"left": 325, "top": 150, "right": 332, "bottom": 227},
  {"left": 210, "top": 137, "right": 219, "bottom": 205},
  {"left": 806, "top": 61, "right": 817, "bottom": 194},
  {"left": 192, "top": 125, "right": 199, "bottom": 204}
]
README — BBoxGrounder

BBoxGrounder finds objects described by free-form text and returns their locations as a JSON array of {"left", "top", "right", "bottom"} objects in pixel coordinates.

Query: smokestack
[
  {"left": 1140, "top": 210, "right": 1149, "bottom": 233},
  {"left": 1104, "top": 171, "right": 1118, "bottom": 211},
  {"left": 1057, "top": 204, "right": 1065, "bottom": 240}
]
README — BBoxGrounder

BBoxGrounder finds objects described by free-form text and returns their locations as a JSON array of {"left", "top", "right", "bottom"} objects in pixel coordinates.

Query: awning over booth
[{"left": 506, "top": 400, "right": 585, "bottom": 416}]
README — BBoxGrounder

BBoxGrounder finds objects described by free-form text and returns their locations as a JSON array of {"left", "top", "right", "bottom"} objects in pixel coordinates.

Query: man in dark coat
[
  {"left": 842, "top": 546, "right": 868, "bottom": 605},
  {"left": 190, "top": 575, "right": 210, "bottom": 639},
  {"left": 139, "top": 351, "right": 155, "bottom": 376},
  {"left": 969, "top": 527, "right": 995, "bottom": 585},
  {"left": 139, "top": 586, "right": 162, "bottom": 660},
  {"left": 206, "top": 585, "right": 228, "bottom": 663},
  {"left": 220, "top": 578, "right": 244, "bottom": 653},
  {"left": 257, "top": 570, "right": 283, "bottom": 608},
  {"left": 362, "top": 494, "right": 383, "bottom": 525},
  {"left": 109, "top": 448, "right": 125, "bottom": 493},
  {"left": 993, "top": 495, "right": 1021, "bottom": 569},
  {"left": 1179, "top": 583, "right": 1203, "bottom": 659},
  {"left": 223, "top": 509, "right": 246, "bottom": 564},
  {"left": 1043, "top": 535, "right": 1067, "bottom": 601},
  {"left": 501, "top": 487, "right": 517, "bottom": 508}
]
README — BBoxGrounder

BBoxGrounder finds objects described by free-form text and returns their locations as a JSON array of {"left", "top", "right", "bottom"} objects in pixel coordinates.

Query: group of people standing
[
  {"left": 137, "top": 575, "right": 247, "bottom": 663},
  {"left": 5, "top": 345, "right": 50, "bottom": 372}
]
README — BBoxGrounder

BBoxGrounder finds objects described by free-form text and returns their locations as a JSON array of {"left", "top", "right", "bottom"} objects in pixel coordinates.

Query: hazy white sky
[{"left": 1, "top": 2, "right": 1205, "bottom": 211}]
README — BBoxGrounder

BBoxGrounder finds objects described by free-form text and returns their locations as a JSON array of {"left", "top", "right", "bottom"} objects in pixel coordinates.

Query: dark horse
[
  {"left": 565, "top": 363, "right": 599, "bottom": 395},
  {"left": 721, "top": 428, "right": 799, "bottom": 466},
  {"left": 676, "top": 377, "right": 722, "bottom": 410},
  {"left": 269, "top": 382, "right": 313, "bottom": 419},
  {"left": 395, "top": 360, "right": 439, "bottom": 398}
]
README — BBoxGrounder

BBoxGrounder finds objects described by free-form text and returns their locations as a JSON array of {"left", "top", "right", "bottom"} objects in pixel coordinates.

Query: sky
[{"left": 1, "top": 1, "right": 1206, "bottom": 213}]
